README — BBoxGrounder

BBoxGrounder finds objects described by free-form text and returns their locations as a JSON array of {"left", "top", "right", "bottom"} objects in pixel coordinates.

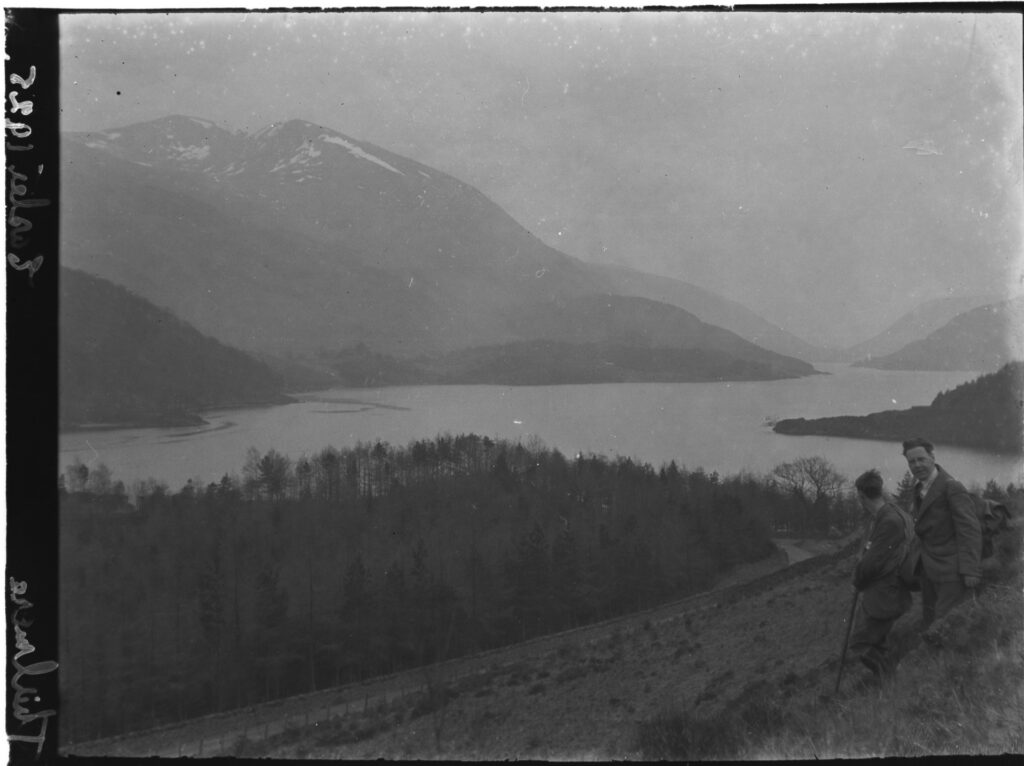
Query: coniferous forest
[{"left": 58, "top": 435, "right": 858, "bottom": 744}]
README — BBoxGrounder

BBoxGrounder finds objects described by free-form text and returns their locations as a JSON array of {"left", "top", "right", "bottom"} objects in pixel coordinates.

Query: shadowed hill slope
[{"left": 59, "top": 267, "right": 291, "bottom": 429}]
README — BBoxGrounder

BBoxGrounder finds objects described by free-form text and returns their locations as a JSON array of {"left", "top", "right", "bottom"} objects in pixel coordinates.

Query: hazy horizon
[{"left": 61, "top": 10, "right": 1024, "bottom": 349}]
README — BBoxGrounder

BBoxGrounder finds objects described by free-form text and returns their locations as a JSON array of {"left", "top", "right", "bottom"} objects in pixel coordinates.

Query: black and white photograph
[{"left": 7, "top": 5, "right": 1024, "bottom": 761}]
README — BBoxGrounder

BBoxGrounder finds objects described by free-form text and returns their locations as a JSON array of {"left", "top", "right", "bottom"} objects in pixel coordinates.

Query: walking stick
[
  {"left": 835, "top": 507, "right": 876, "bottom": 694},
  {"left": 835, "top": 589, "right": 860, "bottom": 694}
]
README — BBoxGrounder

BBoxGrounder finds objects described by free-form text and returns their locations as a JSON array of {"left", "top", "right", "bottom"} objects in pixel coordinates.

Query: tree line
[{"left": 59, "top": 435, "right": 860, "bottom": 744}]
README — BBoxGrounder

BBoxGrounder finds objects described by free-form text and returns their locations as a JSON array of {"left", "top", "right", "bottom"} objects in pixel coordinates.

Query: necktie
[{"left": 913, "top": 483, "right": 924, "bottom": 515}]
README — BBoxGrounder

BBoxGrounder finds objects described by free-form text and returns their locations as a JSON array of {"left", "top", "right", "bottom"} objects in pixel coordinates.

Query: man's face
[{"left": 905, "top": 446, "right": 936, "bottom": 482}]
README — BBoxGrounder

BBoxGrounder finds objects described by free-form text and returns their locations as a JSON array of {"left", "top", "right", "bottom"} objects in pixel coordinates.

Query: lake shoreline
[
  {"left": 59, "top": 367, "right": 1023, "bottom": 490},
  {"left": 59, "top": 394, "right": 297, "bottom": 434}
]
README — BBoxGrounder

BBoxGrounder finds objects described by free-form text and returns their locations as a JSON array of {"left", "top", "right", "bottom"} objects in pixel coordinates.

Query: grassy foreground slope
[
  {"left": 237, "top": 492, "right": 1020, "bottom": 760},
  {"left": 637, "top": 507, "right": 1024, "bottom": 760}
]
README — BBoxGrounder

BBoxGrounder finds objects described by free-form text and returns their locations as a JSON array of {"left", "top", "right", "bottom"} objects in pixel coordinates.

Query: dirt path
[{"left": 773, "top": 539, "right": 818, "bottom": 564}]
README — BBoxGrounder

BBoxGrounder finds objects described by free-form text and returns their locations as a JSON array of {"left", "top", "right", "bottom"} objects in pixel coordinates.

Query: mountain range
[
  {"left": 60, "top": 114, "right": 1018, "bottom": 427},
  {"left": 60, "top": 115, "right": 821, "bottom": 402}
]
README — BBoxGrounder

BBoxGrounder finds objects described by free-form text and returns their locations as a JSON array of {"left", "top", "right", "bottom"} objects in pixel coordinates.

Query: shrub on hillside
[{"left": 633, "top": 709, "right": 733, "bottom": 760}]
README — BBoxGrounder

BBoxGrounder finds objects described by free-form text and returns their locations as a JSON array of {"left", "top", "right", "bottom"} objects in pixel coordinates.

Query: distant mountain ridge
[
  {"left": 838, "top": 292, "right": 1006, "bottom": 362},
  {"left": 853, "top": 297, "right": 1024, "bottom": 372},
  {"left": 773, "top": 362, "right": 1024, "bottom": 454},
  {"left": 585, "top": 263, "right": 831, "bottom": 361},
  {"left": 62, "top": 115, "right": 819, "bottom": 383},
  {"left": 318, "top": 293, "right": 816, "bottom": 386}
]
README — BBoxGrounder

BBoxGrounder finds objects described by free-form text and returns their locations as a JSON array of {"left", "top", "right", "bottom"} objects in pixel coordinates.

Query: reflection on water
[
  {"left": 59, "top": 365, "right": 1023, "bottom": 492},
  {"left": 309, "top": 408, "right": 377, "bottom": 415},
  {"left": 294, "top": 394, "right": 411, "bottom": 411},
  {"left": 161, "top": 420, "right": 237, "bottom": 441}
]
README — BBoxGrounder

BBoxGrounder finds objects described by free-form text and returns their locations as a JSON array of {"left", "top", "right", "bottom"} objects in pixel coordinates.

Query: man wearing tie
[{"left": 902, "top": 437, "right": 982, "bottom": 627}]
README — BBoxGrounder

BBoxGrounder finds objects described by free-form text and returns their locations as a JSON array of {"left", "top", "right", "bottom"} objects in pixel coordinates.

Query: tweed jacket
[
  {"left": 854, "top": 501, "right": 913, "bottom": 619},
  {"left": 911, "top": 466, "right": 982, "bottom": 582}
]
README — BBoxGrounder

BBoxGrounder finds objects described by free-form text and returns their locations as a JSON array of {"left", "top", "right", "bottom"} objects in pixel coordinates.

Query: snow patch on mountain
[
  {"left": 297, "top": 142, "right": 321, "bottom": 161},
  {"left": 320, "top": 135, "right": 404, "bottom": 176},
  {"left": 171, "top": 144, "right": 211, "bottom": 161},
  {"left": 252, "top": 123, "right": 285, "bottom": 141}
]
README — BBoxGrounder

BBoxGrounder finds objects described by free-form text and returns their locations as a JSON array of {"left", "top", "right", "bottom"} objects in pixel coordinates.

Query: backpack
[
  {"left": 892, "top": 505, "right": 921, "bottom": 591},
  {"left": 897, "top": 493, "right": 1011, "bottom": 585},
  {"left": 972, "top": 495, "right": 1012, "bottom": 560}
]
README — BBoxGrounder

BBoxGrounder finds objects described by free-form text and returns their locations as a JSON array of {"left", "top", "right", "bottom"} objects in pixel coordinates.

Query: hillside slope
[
  {"left": 59, "top": 267, "right": 291, "bottom": 429},
  {"left": 316, "top": 293, "right": 818, "bottom": 385},
  {"left": 586, "top": 262, "right": 828, "bottom": 362},
  {"left": 61, "top": 116, "right": 616, "bottom": 357},
  {"left": 258, "top": 512, "right": 1024, "bottom": 760},
  {"left": 853, "top": 297, "right": 1024, "bottom": 372},
  {"left": 61, "top": 512, "right": 1022, "bottom": 760},
  {"left": 773, "top": 362, "right": 1024, "bottom": 454},
  {"left": 839, "top": 292, "right": 1006, "bottom": 363},
  {"left": 416, "top": 294, "right": 818, "bottom": 383},
  {"left": 57, "top": 540, "right": 827, "bottom": 758}
]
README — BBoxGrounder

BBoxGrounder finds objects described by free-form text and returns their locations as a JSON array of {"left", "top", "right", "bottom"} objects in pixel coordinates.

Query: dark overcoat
[
  {"left": 912, "top": 466, "right": 982, "bottom": 583},
  {"left": 854, "top": 501, "right": 913, "bottom": 620}
]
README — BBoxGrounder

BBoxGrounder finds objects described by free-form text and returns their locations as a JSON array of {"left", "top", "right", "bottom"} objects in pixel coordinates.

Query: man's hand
[{"left": 963, "top": 575, "right": 981, "bottom": 588}]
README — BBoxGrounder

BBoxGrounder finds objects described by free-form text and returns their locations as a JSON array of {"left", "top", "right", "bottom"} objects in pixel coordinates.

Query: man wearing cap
[
  {"left": 850, "top": 469, "right": 913, "bottom": 677},
  {"left": 902, "top": 437, "right": 982, "bottom": 626}
]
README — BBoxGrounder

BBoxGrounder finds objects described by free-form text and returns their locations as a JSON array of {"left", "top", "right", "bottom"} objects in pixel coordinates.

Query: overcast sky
[{"left": 60, "top": 11, "right": 1023, "bottom": 348}]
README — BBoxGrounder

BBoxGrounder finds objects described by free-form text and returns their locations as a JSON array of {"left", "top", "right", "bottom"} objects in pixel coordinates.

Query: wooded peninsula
[{"left": 773, "top": 363, "right": 1024, "bottom": 454}]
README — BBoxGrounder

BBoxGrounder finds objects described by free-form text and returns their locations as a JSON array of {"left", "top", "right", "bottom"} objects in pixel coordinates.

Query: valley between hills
[{"left": 59, "top": 115, "right": 1023, "bottom": 434}]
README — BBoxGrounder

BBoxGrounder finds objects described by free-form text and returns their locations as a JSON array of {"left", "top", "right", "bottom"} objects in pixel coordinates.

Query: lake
[{"left": 59, "top": 364, "right": 1023, "bottom": 493}]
